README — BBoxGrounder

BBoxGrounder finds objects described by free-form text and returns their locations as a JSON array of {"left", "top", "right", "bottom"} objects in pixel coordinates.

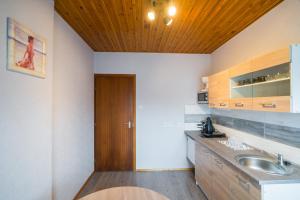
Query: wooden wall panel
[{"left": 55, "top": 0, "right": 282, "bottom": 53}]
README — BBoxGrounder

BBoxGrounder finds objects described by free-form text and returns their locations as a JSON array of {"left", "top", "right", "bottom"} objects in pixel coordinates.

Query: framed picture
[{"left": 7, "top": 18, "right": 46, "bottom": 78}]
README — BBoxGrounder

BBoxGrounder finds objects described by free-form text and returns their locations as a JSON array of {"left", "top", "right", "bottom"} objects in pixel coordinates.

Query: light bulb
[
  {"left": 147, "top": 11, "right": 155, "bottom": 21},
  {"left": 164, "top": 17, "right": 173, "bottom": 26},
  {"left": 168, "top": 5, "right": 176, "bottom": 17}
]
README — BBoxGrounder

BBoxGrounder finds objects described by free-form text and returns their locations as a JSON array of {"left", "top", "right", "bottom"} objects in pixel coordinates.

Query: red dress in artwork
[{"left": 16, "top": 40, "right": 35, "bottom": 70}]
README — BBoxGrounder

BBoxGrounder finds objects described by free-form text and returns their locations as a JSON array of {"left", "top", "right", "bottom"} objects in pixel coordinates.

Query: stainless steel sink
[{"left": 235, "top": 154, "right": 294, "bottom": 176}]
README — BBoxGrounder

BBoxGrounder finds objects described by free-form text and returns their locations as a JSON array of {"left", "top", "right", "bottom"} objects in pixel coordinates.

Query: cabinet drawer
[
  {"left": 252, "top": 96, "right": 290, "bottom": 112},
  {"left": 230, "top": 98, "right": 252, "bottom": 110}
]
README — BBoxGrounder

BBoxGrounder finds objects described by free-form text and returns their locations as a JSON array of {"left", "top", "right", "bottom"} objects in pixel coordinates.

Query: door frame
[{"left": 94, "top": 74, "right": 136, "bottom": 171}]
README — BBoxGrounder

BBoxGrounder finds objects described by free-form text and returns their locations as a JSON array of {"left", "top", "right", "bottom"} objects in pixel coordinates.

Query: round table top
[{"left": 79, "top": 186, "right": 170, "bottom": 200}]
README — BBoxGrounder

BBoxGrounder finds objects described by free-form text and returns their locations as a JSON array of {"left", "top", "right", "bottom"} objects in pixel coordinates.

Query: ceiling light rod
[{"left": 151, "top": 0, "right": 157, "bottom": 7}]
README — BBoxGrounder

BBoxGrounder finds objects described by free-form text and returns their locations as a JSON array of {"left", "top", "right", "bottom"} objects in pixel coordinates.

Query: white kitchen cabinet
[{"left": 187, "top": 136, "right": 195, "bottom": 165}]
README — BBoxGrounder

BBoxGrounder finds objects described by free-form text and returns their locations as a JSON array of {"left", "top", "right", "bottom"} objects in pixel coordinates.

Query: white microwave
[{"left": 197, "top": 92, "right": 208, "bottom": 104}]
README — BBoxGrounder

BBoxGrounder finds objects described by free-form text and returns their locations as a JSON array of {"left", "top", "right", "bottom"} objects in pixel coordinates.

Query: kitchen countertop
[{"left": 185, "top": 130, "right": 300, "bottom": 185}]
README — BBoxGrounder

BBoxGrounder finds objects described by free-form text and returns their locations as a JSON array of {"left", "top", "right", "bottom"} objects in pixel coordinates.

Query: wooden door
[{"left": 94, "top": 74, "right": 136, "bottom": 171}]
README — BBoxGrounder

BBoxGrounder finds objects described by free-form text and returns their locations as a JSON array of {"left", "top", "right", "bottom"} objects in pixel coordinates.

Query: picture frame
[{"left": 7, "top": 17, "right": 46, "bottom": 78}]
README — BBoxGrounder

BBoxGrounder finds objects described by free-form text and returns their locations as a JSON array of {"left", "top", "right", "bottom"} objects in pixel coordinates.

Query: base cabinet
[
  {"left": 195, "top": 143, "right": 261, "bottom": 200},
  {"left": 210, "top": 155, "right": 232, "bottom": 200},
  {"left": 187, "top": 136, "right": 195, "bottom": 165},
  {"left": 195, "top": 144, "right": 212, "bottom": 199}
]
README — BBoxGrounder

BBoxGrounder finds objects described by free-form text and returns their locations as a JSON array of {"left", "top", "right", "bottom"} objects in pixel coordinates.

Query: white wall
[
  {"left": 94, "top": 53, "right": 211, "bottom": 169},
  {"left": 0, "top": 1, "right": 94, "bottom": 199},
  {"left": 211, "top": 0, "right": 300, "bottom": 128},
  {"left": 53, "top": 13, "right": 94, "bottom": 200},
  {"left": 0, "top": 0, "right": 54, "bottom": 199}
]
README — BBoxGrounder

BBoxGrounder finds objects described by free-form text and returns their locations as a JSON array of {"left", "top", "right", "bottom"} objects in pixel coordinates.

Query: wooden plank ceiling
[{"left": 55, "top": 0, "right": 282, "bottom": 53}]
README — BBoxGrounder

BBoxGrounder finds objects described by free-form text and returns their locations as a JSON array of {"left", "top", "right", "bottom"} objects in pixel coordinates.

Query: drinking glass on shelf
[
  {"left": 275, "top": 72, "right": 281, "bottom": 80},
  {"left": 279, "top": 72, "right": 290, "bottom": 79}
]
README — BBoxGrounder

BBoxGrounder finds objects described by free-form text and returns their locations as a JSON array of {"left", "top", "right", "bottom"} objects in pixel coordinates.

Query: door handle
[{"left": 124, "top": 121, "right": 132, "bottom": 128}]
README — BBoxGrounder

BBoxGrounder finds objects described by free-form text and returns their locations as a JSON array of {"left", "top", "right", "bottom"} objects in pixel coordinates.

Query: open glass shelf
[
  {"left": 232, "top": 77, "right": 290, "bottom": 89},
  {"left": 230, "top": 63, "right": 290, "bottom": 99}
]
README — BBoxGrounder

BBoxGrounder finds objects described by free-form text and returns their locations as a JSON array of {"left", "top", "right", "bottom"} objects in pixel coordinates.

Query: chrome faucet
[{"left": 277, "top": 154, "right": 284, "bottom": 167}]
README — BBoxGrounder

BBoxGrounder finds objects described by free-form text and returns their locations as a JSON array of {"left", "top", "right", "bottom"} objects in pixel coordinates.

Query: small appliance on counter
[{"left": 201, "top": 117, "right": 226, "bottom": 138}]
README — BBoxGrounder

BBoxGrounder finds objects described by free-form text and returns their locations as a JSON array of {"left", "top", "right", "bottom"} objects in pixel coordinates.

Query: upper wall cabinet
[
  {"left": 251, "top": 48, "right": 290, "bottom": 72},
  {"left": 229, "top": 61, "right": 253, "bottom": 78},
  {"left": 230, "top": 62, "right": 290, "bottom": 112},
  {"left": 208, "top": 70, "right": 229, "bottom": 109},
  {"left": 209, "top": 44, "right": 300, "bottom": 113}
]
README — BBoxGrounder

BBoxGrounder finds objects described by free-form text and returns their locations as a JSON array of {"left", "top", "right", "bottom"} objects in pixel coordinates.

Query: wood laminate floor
[{"left": 77, "top": 171, "right": 207, "bottom": 200}]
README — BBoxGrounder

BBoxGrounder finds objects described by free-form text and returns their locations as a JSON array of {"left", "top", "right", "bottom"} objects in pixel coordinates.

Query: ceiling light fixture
[
  {"left": 148, "top": 11, "right": 156, "bottom": 21},
  {"left": 147, "top": 0, "right": 176, "bottom": 26},
  {"left": 167, "top": 5, "right": 176, "bottom": 17}
]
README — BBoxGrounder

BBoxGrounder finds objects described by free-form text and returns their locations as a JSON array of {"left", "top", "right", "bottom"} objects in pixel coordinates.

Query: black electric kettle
[{"left": 202, "top": 117, "right": 215, "bottom": 135}]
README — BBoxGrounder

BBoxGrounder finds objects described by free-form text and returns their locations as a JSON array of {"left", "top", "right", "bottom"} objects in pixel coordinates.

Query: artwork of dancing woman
[{"left": 16, "top": 35, "right": 35, "bottom": 70}]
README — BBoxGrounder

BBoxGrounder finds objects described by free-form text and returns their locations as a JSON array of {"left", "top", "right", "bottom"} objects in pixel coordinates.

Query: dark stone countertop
[{"left": 185, "top": 130, "right": 300, "bottom": 185}]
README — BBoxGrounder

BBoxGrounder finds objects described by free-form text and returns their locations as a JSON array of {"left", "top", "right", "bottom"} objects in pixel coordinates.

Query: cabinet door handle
[
  {"left": 235, "top": 103, "right": 244, "bottom": 107},
  {"left": 261, "top": 103, "right": 276, "bottom": 108},
  {"left": 214, "top": 158, "right": 223, "bottom": 169},
  {"left": 236, "top": 175, "right": 250, "bottom": 192},
  {"left": 219, "top": 103, "right": 226, "bottom": 107}
]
